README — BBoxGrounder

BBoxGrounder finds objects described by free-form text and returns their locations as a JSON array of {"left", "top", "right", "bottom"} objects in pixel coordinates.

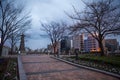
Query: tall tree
[
  {"left": 0, "top": 0, "right": 31, "bottom": 56},
  {"left": 9, "top": 31, "right": 20, "bottom": 54},
  {"left": 68, "top": 0, "right": 120, "bottom": 56},
  {"left": 41, "top": 21, "right": 67, "bottom": 55}
]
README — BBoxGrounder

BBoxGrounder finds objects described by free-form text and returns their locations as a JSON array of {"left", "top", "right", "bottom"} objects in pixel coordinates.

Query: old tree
[
  {"left": 69, "top": 0, "right": 120, "bottom": 56},
  {"left": 0, "top": 0, "right": 31, "bottom": 56}
]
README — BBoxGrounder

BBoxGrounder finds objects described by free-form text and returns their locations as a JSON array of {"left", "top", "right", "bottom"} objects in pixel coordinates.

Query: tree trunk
[
  {"left": 11, "top": 41, "right": 15, "bottom": 55},
  {"left": 0, "top": 43, "right": 4, "bottom": 56},
  {"left": 11, "top": 45, "right": 14, "bottom": 55},
  {"left": 11, "top": 36, "right": 14, "bottom": 54},
  {"left": 0, "top": 35, "right": 6, "bottom": 56},
  {"left": 53, "top": 42, "right": 58, "bottom": 56},
  {"left": 53, "top": 46, "right": 56, "bottom": 54},
  {"left": 53, "top": 46, "right": 57, "bottom": 57},
  {"left": 98, "top": 40, "right": 104, "bottom": 56}
]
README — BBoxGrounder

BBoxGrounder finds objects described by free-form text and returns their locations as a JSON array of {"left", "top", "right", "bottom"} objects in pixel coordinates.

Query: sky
[
  {"left": 15, "top": 0, "right": 85, "bottom": 50},
  {"left": 14, "top": 0, "right": 120, "bottom": 50}
]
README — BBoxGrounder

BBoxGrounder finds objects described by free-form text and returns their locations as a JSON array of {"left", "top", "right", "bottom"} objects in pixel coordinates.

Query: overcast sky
[
  {"left": 15, "top": 0, "right": 85, "bottom": 50},
  {"left": 14, "top": 0, "right": 120, "bottom": 50}
]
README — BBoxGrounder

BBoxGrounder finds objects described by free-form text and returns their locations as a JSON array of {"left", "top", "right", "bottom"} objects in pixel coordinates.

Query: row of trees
[
  {"left": 0, "top": 0, "right": 31, "bottom": 56},
  {"left": 0, "top": 0, "right": 119, "bottom": 56},
  {"left": 41, "top": 0, "right": 120, "bottom": 56}
]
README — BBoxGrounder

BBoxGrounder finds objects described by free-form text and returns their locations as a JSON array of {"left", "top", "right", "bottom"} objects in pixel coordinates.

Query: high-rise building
[
  {"left": 72, "top": 34, "right": 84, "bottom": 51},
  {"left": 84, "top": 35, "right": 100, "bottom": 52},
  {"left": 61, "top": 36, "right": 71, "bottom": 53}
]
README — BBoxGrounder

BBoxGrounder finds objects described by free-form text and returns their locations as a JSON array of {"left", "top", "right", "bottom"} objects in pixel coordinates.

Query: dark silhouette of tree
[
  {"left": 41, "top": 21, "right": 67, "bottom": 55},
  {"left": 9, "top": 31, "right": 20, "bottom": 54},
  {"left": 68, "top": 0, "right": 120, "bottom": 56},
  {"left": 0, "top": 0, "right": 31, "bottom": 56}
]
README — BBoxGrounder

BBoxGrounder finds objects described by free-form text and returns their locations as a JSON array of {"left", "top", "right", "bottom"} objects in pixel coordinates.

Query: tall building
[
  {"left": 105, "top": 39, "right": 119, "bottom": 52},
  {"left": 72, "top": 34, "right": 84, "bottom": 51},
  {"left": 61, "top": 36, "right": 71, "bottom": 53},
  {"left": 84, "top": 35, "right": 100, "bottom": 52}
]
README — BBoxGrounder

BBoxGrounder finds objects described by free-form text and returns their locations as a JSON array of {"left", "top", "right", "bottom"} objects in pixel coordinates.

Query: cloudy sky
[
  {"left": 15, "top": 0, "right": 85, "bottom": 50},
  {"left": 14, "top": 0, "right": 120, "bottom": 50}
]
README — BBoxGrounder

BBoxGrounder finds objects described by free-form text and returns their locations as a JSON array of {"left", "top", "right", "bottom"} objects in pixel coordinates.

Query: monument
[{"left": 19, "top": 34, "right": 26, "bottom": 54}]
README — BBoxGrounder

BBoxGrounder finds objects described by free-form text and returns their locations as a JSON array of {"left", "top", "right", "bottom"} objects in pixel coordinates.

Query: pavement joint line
[
  {"left": 18, "top": 55, "right": 27, "bottom": 80},
  {"left": 26, "top": 68, "right": 80, "bottom": 75},
  {"left": 51, "top": 56, "right": 120, "bottom": 79},
  {"left": 23, "top": 61, "right": 60, "bottom": 64}
]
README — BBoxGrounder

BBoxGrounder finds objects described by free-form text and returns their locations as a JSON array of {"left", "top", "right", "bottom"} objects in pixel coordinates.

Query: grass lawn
[
  {"left": 70, "top": 54, "right": 120, "bottom": 67},
  {"left": 0, "top": 57, "right": 18, "bottom": 80},
  {"left": 65, "top": 54, "right": 120, "bottom": 74}
]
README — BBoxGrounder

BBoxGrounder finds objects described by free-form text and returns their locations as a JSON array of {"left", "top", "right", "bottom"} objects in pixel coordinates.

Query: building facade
[
  {"left": 72, "top": 34, "right": 84, "bottom": 51},
  {"left": 84, "top": 35, "right": 100, "bottom": 52},
  {"left": 61, "top": 36, "right": 71, "bottom": 54},
  {"left": 105, "top": 39, "right": 119, "bottom": 52},
  {"left": 2, "top": 46, "right": 10, "bottom": 56}
]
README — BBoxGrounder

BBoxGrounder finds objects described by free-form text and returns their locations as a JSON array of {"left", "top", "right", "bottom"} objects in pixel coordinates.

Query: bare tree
[
  {"left": 68, "top": 0, "right": 120, "bottom": 56},
  {"left": 0, "top": 0, "right": 31, "bottom": 56},
  {"left": 8, "top": 31, "right": 20, "bottom": 54},
  {"left": 41, "top": 21, "right": 67, "bottom": 55},
  {"left": 9, "top": 29, "right": 31, "bottom": 54}
]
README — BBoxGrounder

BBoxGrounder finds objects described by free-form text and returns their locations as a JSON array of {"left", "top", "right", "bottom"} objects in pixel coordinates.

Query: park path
[{"left": 21, "top": 55, "right": 119, "bottom": 80}]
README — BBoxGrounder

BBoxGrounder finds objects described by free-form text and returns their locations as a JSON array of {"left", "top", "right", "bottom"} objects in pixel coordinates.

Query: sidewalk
[{"left": 21, "top": 55, "right": 119, "bottom": 80}]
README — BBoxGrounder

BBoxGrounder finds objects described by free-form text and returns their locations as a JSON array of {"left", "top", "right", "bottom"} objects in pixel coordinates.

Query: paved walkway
[{"left": 21, "top": 55, "right": 119, "bottom": 80}]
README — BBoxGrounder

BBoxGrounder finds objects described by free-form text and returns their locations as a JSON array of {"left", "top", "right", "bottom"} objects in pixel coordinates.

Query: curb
[
  {"left": 51, "top": 56, "right": 120, "bottom": 79},
  {"left": 18, "top": 55, "right": 27, "bottom": 80}
]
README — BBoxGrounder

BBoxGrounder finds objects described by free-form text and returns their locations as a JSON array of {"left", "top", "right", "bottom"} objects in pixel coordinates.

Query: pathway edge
[
  {"left": 18, "top": 55, "right": 27, "bottom": 80},
  {"left": 51, "top": 56, "right": 120, "bottom": 79}
]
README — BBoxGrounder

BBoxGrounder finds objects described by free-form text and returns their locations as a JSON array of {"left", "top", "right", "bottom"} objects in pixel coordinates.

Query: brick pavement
[{"left": 21, "top": 55, "right": 119, "bottom": 80}]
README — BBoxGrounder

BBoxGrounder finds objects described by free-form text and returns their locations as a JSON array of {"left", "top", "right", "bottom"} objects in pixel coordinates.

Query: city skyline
[
  {"left": 2, "top": 0, "right": 119, "bottom": 50},
  {"left": 23, "top": 0, "right": 120, "bottom": 50}
]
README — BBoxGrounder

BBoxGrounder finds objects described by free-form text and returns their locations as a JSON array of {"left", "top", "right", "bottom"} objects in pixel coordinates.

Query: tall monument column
[{"left": 19, "top": 34, "right": 26, "bottom": 54}]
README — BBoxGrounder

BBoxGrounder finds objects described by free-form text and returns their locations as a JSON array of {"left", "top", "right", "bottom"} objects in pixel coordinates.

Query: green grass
[{"left": 70, "top": 54, "right": 120, "bottom": 67}]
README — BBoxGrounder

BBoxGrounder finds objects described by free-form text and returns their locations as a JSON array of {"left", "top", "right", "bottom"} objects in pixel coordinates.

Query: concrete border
[
  {"left": 51, "top": 56, "right": 120, "bottom": 79},
  {"left": 18, "top": 55, "right": 27, "bottom": 80}
]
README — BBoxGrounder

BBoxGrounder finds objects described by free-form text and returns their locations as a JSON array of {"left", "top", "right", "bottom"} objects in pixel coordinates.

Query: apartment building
[
  {"left": 72, "top": 34, "right": 84, "bottom": 51},
  {"left": 84, "top": 35, "right": 100, "bottom": 52}
]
